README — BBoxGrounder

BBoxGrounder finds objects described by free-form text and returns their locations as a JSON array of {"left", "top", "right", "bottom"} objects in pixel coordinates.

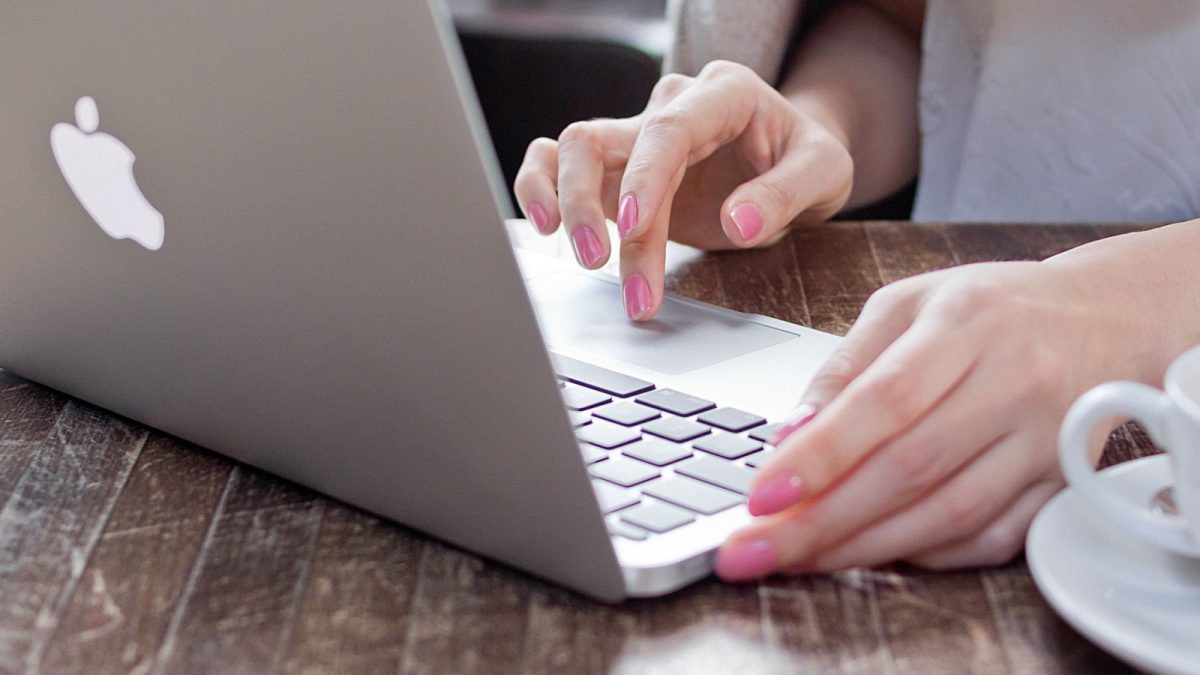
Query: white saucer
[{"left": 1028, "top": 455, "right": 1200, "bottom": 675}]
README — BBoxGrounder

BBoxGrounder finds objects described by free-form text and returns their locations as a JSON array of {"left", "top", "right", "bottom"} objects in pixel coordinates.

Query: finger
[
  {"left": 617, "top": 61, "right": 765, "bottom": 245},
  {"left": 513, "top": 137, "right": 561, "bottom": 235},
  {"left": 905, "top": 480, "right": 1063, "bottom": 570},
  {"left": 801, "top": 434, "right": 1040, "bottom": 572},
  {"left": 612, "top": 72, "right": 690, "bottom": 244},
  {"left": 556, "top": 118, "right": 639, "bottom": 269},
  {"left": 620, "top": 164, "right": 683, "bottom": 321},
  {"left": 743, "top": 367, "right": 1009, "bottom": 568},
  {"left": 754, "top": 303, "right": 983, "bottom": 509},
  {"left": 719, "top": 124, "right": 853, "bottom": 248},
  {"left": 771, "top": 278, "right": 937, "bottom": 445}
]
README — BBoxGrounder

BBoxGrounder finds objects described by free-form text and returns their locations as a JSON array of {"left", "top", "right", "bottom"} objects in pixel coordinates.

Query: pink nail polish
[
  {"left": 617, "top": 193, "right": 639, "bottom": 239},
  {"left": 714, "top": 538, "right": 777, "bottom": 581},
  {"left": 772, "top": 403, "right": 818, "bottom": 446},
  {"left": 730, "top": 203, "right": 764, "bottom": 241},
  {"left": 528, "top": 202, "right": 551, "bottom": 234},
  {"left": 570, "top": 226, "right": 603, "bottom": 268},
  {"left": 748, "top": 473, "right": 806, "bottom": 516},
  {"left": 623, "top": 274, "right": 651, "bottom": 320}
]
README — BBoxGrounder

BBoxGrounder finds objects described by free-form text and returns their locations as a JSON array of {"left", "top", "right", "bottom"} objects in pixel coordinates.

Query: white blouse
[
  {"left": 916, "top": 0, "right": 1200, "bottom": 223},
  {"left": 666, "top": 0, "right": 1200, "bottom": 223}
]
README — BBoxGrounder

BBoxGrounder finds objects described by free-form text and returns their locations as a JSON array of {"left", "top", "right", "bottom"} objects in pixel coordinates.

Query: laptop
[{"left": 0, "top": 0, "right": 841, "bottom": 601}]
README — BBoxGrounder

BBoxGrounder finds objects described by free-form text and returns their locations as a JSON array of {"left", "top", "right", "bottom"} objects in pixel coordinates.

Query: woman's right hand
[{"left": 513, "top": 60, "right": 854, "bottom": 321}]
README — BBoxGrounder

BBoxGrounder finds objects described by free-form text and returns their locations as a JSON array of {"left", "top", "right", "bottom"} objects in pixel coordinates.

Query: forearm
[
  {"left": 1049, "top": 222, "right": 1200, "bottom": 385},
  {"left": 778, "top": 0, "right": 921, "bottom": 210}
]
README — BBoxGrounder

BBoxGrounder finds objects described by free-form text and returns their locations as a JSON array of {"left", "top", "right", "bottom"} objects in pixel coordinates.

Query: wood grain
[{"left": 0, "top": 223, "right": 1156, "bottom": 674}]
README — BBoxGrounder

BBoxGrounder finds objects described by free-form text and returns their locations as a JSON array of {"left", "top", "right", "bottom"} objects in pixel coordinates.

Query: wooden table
[{"left": 0, "top": 222, "right": 1151, "bottom": 674}]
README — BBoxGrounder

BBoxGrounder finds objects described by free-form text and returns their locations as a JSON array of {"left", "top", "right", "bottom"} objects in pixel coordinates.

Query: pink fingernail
[
  {"left": 617, "top": 193, "right": 639, "bottom": 240},
  {"left": 730, "top": 203, "right": 764, "bottom": 241},
  {"left": 715, "top": 538, "right": 777, "bottom": 581},
  {"left": 772, "top": 403, "right": 818, "bottom": 446},
  {"left": 570, "top": 226, "right": 603, "bottom": 268},
  {"left": 528, "top": 203, "right": 551, "bottom": 234},
  {"left": 748, "top": 474, "right": 806, "bottom": 516},
  {"left": 623, "top": 274, "right": 652, "bottom": 320}
]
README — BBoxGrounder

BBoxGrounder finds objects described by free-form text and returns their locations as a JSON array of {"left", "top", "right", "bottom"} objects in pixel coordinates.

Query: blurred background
[
  {"left": 449, "top": 0, "right": 912, "bottom": 221},
  {"left": 450, "top": 0, "right": 668, "bottom": 212}
]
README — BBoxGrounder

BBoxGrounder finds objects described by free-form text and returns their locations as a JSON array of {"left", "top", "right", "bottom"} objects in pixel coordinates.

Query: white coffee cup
[{"left": 1059, "top": 345, "right": 1200, "bottom": 557}]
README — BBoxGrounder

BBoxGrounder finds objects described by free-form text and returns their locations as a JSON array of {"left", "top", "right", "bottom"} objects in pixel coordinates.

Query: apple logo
[{"left": 50, "top": 96, "right": 164, "bottom": 250}]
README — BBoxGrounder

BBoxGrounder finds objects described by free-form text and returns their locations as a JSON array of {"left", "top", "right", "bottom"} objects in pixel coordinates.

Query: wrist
[{"left": 1047, "top": 225, "right": 1199, "bottom": 386}]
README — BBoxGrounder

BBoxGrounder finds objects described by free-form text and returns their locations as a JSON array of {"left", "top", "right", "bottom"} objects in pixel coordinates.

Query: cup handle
[{"left": 1059, "top": 381, "right": 1187, "bottom": 536}]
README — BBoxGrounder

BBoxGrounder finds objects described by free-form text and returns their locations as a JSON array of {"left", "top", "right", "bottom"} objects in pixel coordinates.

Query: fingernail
[
  {"left": 528, "top": 202, "right": 551, "bottom": 234},
  {"left": 570, "top": 226, "right": 603, "bottom": 268},
  {"left": 715, "top": 538, "right": 777, "bottom": 581},
  {"left": 748, "top": 473, "right": 806, "bottom": 516},
  {"left": 772, "top": 403, "right": 818, "bottom": 445},
  {"left": 730, "top": 203, "right": 764, "bottom": 241},
  {"left": 617, "top": 193, "right": 639, "bottom": 240},
  {"left": 623, "top": 274, "right": 652, "bottom": 320}
]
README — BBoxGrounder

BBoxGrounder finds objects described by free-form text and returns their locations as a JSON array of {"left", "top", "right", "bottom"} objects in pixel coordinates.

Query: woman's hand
[
  {"left": 714, "top": 255, "right": 1147, "bottom": 579},
  {"left": 513, "top": 61, "right": 853, "bottom": 321}
]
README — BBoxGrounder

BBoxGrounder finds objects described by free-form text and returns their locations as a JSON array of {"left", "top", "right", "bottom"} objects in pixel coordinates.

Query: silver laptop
[{"left": 0, "top": 0, "right": 841, "bottom": 601}]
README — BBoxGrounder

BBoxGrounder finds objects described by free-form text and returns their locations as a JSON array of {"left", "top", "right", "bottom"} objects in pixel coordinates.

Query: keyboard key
[
  {"left": 593, "top": 400, "right": 661, "bottom": 427},
  {"left": 562, "top": 385, "right": 610, "bottom": 411},
  {"left": 620, "top": 501, "right": 695, "bottom": 533},
  {"left": 577, "top": 421, "right": 640, "bottom": 449},
  {"left": 622, "top": 437, "right": 693, "bottom": 466},
  {"left": 643, "top": 417, "right": 711, "bottom": 443},
  {"left": 592, "top": 480, "right": 640, "bottom": 514},
  {"left": 609, "top": 519, "right": 649, "bottom": 541},
  {"left": 749, "top": 423, "right": 783, "bottom": 443},
  {"left": 635, "top": 389, "right": 716, "bottom": 416},
  {"left": 643, "top": 476, "right": 743, "bottom": 515},
  {"left": 693, "top": 432, "right": 762, "bottom": 460},
  {"left": 677, "top": 455, "right": 756, "bottom": 494},
  {"left": 552, "top": 354, "right": 654, "bottom": 398},
  {"left": 698, "top": 407, "right": 767, "bottom": 432},
  {"left": 744, "top": 449, "right": 774, "bottom": 469},
  {"left": 581, "top": 445, "right": 608, "bottom": 465},
  {"left": 569, "top": 410, "right": 592, "bottom": 427},
  {"left": 589, "top": 456, "right": 660, "bottom": 487}
]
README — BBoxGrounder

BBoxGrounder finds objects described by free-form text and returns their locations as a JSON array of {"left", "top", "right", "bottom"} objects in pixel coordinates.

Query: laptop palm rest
[{"left": 525, "top": 272, "right": 798, "bottom": 376}]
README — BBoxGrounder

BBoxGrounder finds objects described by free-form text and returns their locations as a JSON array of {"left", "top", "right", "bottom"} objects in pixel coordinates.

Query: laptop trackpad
[{"left": 525, "top": 273, "right": 797, "bottom": 376}]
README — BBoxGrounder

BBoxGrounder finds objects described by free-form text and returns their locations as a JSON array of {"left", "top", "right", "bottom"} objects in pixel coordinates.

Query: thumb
[{"left": 721, "top": 137, "right": 852, "bottom": 247}]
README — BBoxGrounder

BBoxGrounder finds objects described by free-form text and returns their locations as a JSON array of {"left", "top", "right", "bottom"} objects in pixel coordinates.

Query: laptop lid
[{"left": 0, "top": 1, "right": 625, "bottom": 600}]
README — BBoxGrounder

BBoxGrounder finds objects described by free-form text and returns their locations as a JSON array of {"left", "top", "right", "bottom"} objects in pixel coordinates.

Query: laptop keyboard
[{"left": 553, "top": 354, "right": 783, "bottom": 542}]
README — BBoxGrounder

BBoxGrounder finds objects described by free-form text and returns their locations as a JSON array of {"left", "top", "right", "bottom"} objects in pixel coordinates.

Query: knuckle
[
  {"left": 863, "top": 369, "right": 918, "bottom": 427},
  {"left": 885, "top": 438, "right": 947, "bottom": 489},
  {"left": 621, "top": 154, "right": 660, "bottom": 185},
  {"left": 512, "top": 171, "right": 536, "bottom": 196},
  {"left": 525, "top": 136, "right": 556, "bottom": 157},
  {"left": 810, "top": 348, "right": 859, "bottom": 395},
  {"left": 557, "top": 193, "right": 596, "bottom": 221},
  {"left": 558, "top": 121, "right": 597, "bottom": 149},
  {"left": 934, "top": 278, "right": 1011, "bottom": 323},
  {"left": 698, "top": 59, "right": 753, "bottom": 82},
  {"left": 1018, "top": 345, "right": 1064, "bottom": 398},
  {"left": 754, "top": 176, "right": 794, "bottom": 217},
  {"left": 973, "top": 522, "right": 1024, "bottom": 566},
  {"left": 864, "top": 281, "right": 913, "bottom": 314},
  {"left": 798, "top": 428, "right": 845, "bottom": 484},
  {"left": 650, "top": 73, "right": 691, "bottom": 101},
  {"left": 641, "top": 108, "right": 687, "bottom": 138},
  {"left": 934, "top": 489, "right": 985, "bottom": 533}
]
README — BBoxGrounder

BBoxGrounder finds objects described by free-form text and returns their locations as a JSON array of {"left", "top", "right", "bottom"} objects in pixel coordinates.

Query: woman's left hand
[{"left": 715, "top": 256, "right": 1145, "bottom": 579}]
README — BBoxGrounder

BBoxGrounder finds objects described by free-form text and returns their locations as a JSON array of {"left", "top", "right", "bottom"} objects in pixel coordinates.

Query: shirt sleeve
[{"left": 663, "top": 0, "right": 806, "bottom": 82}]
